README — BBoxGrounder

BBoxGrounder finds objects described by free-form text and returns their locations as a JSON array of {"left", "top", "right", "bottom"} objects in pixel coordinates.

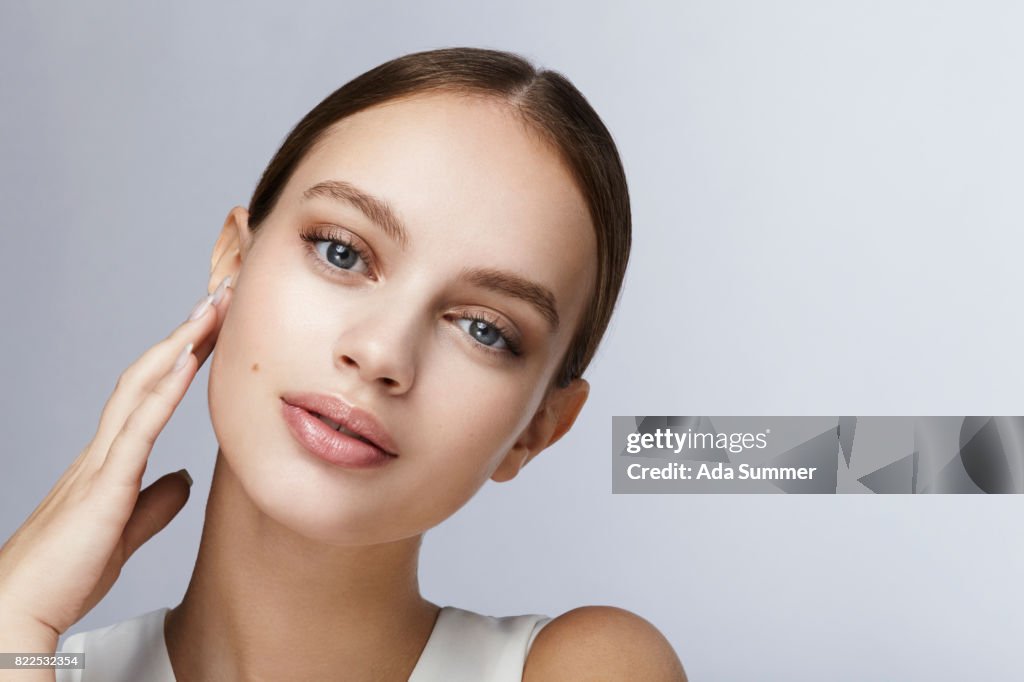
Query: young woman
[{"left": 0, "top": 47, "right": 686, "bottom": 681}]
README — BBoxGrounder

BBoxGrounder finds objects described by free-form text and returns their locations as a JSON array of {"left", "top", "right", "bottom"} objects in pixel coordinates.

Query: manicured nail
[
  {"left": 175, "top": 469, "right": 193, "bottom": 487},
  {"left": 187, "top": 294, "right": 213, "bottom": 322},
  {"left": 173, "top": 341, "right": 194, "bottom": 372},
  {"left": 211, "top": 275, "right": 232, "bottom": 306}
]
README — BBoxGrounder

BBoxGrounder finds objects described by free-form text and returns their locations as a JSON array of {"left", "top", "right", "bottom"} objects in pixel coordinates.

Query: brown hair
[{"left": 247, "top": 46, "right": 631, "bottom": 390}]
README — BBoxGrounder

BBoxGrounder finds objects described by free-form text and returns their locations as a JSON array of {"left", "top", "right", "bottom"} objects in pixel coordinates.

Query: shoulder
[{"left": 522, "top": 605, "right": 687, "bottom": 682}]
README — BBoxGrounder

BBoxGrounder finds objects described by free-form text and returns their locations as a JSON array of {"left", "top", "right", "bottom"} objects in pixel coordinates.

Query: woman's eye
[
  {"left": 313, "top": 239, "right": 370, "bottom": 275},
  {"left": 455, "top": 317, "right": 511, "bottom": 352}
]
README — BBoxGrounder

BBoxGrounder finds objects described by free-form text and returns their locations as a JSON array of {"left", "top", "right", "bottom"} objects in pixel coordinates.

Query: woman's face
[{"left": 207, "top": 91, "right": 596, "bottom": 545}]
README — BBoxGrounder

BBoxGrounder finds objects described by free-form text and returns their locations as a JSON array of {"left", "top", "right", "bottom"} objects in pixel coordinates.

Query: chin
[{"left": 219, "top": 441, "right": 421, "bottom": 546}]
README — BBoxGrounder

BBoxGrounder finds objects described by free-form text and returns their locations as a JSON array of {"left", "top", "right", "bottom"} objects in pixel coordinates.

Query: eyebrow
[
  {"left": 302, "top": 180, "right": 410, "bottom": 250},
  {"left": 458, "top": 267, "right": 560, "bottom": 332},
  {"left": 301, "top": 179, "right": 561, "bottom": 333}
]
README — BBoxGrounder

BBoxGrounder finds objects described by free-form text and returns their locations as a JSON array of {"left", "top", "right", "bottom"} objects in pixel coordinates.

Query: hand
[{"left": 0, "top": 275, "right": 234, "bottom": 641}]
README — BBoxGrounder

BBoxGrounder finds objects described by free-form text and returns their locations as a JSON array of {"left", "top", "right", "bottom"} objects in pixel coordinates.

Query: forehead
[{"left": 280, "top": 91, "right": 597, "bottom": 334}]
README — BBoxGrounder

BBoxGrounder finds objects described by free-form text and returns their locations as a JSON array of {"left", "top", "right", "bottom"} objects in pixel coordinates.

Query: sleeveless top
[{"left": 56, "top": 605, "right": 553, "bottom": 682}]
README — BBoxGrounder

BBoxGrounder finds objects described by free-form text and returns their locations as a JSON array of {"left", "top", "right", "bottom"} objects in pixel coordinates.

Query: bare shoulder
[{"left": 522, "top": 605, "right": 687, "bottom": 682}]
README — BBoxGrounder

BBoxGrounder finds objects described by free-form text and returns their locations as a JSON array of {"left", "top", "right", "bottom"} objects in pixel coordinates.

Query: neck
[{"left": 164, "top": 449, "right": 440, "bottom": 682}]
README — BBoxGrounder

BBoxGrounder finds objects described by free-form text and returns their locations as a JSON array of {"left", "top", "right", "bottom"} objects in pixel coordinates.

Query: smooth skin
[{"left": 0, "top": 91, "right": 685, "bottom": 681}]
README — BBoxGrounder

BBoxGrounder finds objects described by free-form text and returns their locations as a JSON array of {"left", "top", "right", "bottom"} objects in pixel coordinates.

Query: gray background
[{"left": 3, "top": 2, "right": 1022, "bottom": 680}]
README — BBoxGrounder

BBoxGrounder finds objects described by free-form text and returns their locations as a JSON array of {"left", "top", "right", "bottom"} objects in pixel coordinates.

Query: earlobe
[
  {"left": 490, "top": 443, "right": 531, "bottom": 483},
  {"left": 489, "top": 378, "right": 590, "bottom": 483}
]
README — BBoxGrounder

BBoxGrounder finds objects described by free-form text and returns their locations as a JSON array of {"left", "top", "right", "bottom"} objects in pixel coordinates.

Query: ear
[
  {"left": 490, "top": 378, "right": 590, "bottom": 483},
  {"left": 208, "top": 206, "right": 252, "bottom": 293}
]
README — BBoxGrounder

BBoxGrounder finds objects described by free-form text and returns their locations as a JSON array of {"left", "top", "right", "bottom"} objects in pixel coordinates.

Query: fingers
[
  {"left": 95, "top": 331, "right": 205, "bottom": 487},
  {"left": 95, "top": 290, "right": 225, "bottom": 483},
  {"left": 87, "top": 277, "right": 233, "bottom": 470},
  {"left": 120, "top": 471, "right": 192, "bottom": 561}
]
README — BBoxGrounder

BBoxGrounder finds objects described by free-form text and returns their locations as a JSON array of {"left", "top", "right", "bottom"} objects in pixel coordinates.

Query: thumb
[{"left": 121, "top": 470, "right": 193, "bottom": 559}]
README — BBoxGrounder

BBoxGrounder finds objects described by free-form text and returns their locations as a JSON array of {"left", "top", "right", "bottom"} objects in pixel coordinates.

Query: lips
[
  {"left": 280, "top": 391, "right": 398, "bottom": 456},
  {"left": 312, "top": 412, "right": 375, "bottom": 444},
  {"left": 281, "top": 402, "right": 395, "bottom": 468}
]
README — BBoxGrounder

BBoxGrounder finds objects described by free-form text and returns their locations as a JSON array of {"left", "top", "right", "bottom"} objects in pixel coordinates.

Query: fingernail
[
  {"left": 175, "top": 468, "right": 193, "bottom": 487},
  {"left": 211, "top": 275, "right": 232, "bottom": 306},
  {"left": 187, "top": 294, "right": 213, "bottom": 322},
  {"left": 173, "top": 341, "right": 194, "bottom": 372}
]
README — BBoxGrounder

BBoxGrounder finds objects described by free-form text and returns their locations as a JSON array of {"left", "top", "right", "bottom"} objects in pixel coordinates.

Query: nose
[{"left": 333, "top": 296, "right": 418, "bottom": 394}]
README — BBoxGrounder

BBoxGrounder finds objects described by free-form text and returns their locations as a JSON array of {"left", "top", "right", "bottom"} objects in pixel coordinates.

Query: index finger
[{"left": 88, "top": 277, "right": 232, "bottom": 467}]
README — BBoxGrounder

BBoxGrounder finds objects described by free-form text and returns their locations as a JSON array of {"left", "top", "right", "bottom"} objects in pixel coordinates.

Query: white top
[{"left": 56, "top": 605, "right": 553, "bottom": 682}]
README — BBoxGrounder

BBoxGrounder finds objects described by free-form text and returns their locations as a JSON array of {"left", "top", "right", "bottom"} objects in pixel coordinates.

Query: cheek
[
  {"left": 208, "top": 260, "right": 308, "bottom": 411},
  {"left": 208, "top": 299, "right": 256, "bottom": 471},
  {"left": 207, "top": 274, "right": 298, "bottom": 480},
  {"left": 379, "top": 382, "right": 535, "bottom": 540},
  {"left": 413, "top": 367, "right": 538, "bottom": 481}
]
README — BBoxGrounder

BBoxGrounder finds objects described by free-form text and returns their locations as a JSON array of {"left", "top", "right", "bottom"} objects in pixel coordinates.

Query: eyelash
[
  {"left": 299, "top": 224, "right": 377, "bottom": 277},
  {"left": 298, "top": 224, "right": 523, "bottom": 357}
]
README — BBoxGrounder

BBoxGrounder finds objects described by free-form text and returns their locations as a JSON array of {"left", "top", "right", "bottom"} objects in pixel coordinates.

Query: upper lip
[{"left": 281, "top": 392, "right": 399, "bottom": 456}]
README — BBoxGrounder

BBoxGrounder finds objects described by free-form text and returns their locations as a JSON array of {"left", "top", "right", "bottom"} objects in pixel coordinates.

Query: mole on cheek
[{"left": 251, "top": 362, "right": 260, "bottom": 372}]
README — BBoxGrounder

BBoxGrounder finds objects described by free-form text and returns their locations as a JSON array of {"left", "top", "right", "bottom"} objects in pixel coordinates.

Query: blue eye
[
  {"left": 311, "top": 238, "right": 370, "bottom": 274},
  {"left": 454, "top": 315, "right": 522, "bottom": 356},
  {"left": 457, "top": 317, "right": 508, "bottom": 350},
  {"left": 299, "top": 225, "right": 375, "bottom": 277}
]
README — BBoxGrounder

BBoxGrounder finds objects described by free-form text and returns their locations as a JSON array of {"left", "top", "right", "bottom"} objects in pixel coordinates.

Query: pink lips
[
  {"left": 280, "top": 392, "right": 398, "bottom": 454},
  {"left": 280, "top": 398, "right": 397, "bottom": 469}
]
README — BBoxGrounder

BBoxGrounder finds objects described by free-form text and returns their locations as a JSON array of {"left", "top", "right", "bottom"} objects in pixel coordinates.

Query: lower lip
[{"left": 280, "top": 399, "right": 396, "bottom": 468}]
